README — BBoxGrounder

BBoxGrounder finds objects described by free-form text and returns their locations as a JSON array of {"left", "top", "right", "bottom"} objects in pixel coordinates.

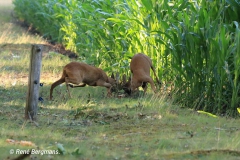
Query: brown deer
[
  {"left": 50, "top": 62, "right": 116, "bottom": 100},
  {"left": 123, "top": 53, "right": 160, "bottom": 95}
]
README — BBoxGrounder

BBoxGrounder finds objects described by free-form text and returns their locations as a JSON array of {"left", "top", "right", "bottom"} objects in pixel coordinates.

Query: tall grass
[
  {"left": 163, "top": 0, "right": 240, "bottom": 116},
  {"left": 13, "top": 0, "right": 240, "bottom": 116},
  {"left": 0, "top": 4, "right": 45, "bottom": 44}
]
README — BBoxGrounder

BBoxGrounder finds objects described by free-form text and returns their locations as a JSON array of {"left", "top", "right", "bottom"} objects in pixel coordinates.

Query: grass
[{"left": 0, "top": 1, "right": 240, "bottom": 160}]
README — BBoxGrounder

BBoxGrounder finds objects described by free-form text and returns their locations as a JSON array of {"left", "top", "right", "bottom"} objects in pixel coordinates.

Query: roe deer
[
  {"left": 50, "top": 62, "right": 115, "bottom": 100},
  {"left": 123, "top": 53, "right": 160, "bottom": 95}
]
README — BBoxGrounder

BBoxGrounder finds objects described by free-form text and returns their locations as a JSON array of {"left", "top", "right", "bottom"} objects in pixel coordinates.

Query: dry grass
[
  {"left": 0, "top": 0, "right": 13, "bottom": 6},
  {"left": 0, "top": 23, "right": 46, "bottom": 44},
  {"left": 0, "top": 1, "right": 46, "bottom": 44}
]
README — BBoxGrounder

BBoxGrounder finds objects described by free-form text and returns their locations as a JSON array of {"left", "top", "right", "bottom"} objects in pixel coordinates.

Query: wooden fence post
[{"left": 25, "top": 44, "right": 42, "bottom": 121}]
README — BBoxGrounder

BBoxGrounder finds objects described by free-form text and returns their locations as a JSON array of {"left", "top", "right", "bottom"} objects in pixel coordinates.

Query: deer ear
[
  {"left": 111, "top": 73, "right": 115, "bottom": 79},
  {"left": 122, "top": 74, "right": 126, "bottom": 84}
]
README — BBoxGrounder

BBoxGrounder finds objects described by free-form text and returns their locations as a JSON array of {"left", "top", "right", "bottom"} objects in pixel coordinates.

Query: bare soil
[{"left": 0, "top": 0, "right": 13, "bottom": 6}]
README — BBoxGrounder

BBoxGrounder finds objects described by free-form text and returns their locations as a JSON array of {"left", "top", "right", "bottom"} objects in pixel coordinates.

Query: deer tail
[
  {"left": 151, "top": 66, "right": 161, "bottom": 85},
  {"left": 142, "top": 54, "right": 161, "bottom": 86},
  {"left": 50, "top": 70, "right": 67, "bottom": 100}
]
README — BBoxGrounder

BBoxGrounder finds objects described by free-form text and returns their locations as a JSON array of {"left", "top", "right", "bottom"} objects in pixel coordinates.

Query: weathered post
[{"left": 25, "top": 44, "right": 42, "bottom": 121}]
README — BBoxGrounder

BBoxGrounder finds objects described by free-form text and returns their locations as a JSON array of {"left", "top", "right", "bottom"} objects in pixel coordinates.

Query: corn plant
[{"left": 13, "top": 0, "right": 240, "bottom": 116}]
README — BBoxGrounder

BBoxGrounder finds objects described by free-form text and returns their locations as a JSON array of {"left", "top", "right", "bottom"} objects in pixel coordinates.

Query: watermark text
[{"left": 10, "top": 149, "right": 59, "bottom": 155}]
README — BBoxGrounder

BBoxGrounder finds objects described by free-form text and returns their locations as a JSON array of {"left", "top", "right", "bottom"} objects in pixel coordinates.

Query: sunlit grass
[
  {"left": 1, "top": 78, "right": 240, "bottom": 159},
  {"left": 0, "top": 3, "right": 46, "bottom": 44},
  {"left": 0, "top": 22, "right": 46, "bottom": 44}
]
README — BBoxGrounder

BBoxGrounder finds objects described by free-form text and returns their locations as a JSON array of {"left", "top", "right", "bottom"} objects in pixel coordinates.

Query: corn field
[{"left": 13, "top": 0, "right": 240, "bottom": 116}]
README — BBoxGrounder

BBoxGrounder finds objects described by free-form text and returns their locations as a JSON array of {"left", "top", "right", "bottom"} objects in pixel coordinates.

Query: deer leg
[
  {"left": 50, "top": 78, "right": 65, "bottom": 100},
  {"left": 65, "top": 76, "right": 83, "bottom": 98},
  {"left": 106, "top": 87, "right": 112, "bottom": 97},
  {"left": 65, "top": 77, "right": 72, "bottom": 98},
  {"left": 145, "top": 77, "right": 156, "bottom": 93},
  {"left": 142, "top": 82, "right": 148, "bottom": 94}
]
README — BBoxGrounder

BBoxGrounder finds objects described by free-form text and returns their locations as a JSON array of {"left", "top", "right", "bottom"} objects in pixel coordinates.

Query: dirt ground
[
  {"left": 0, "top": 0, "right": 13, "bottom": 6},
  {"left": 0, "top": 0, "right": 77, "bottom": 58}
]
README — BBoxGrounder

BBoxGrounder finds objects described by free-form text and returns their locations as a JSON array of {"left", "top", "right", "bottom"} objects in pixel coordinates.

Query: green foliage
[
  {"left": 13, "top": 0, "right": 240, "bottom": 116},
  {"left": 0, "top": 44, "right": 240, "bottom": 159}
]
